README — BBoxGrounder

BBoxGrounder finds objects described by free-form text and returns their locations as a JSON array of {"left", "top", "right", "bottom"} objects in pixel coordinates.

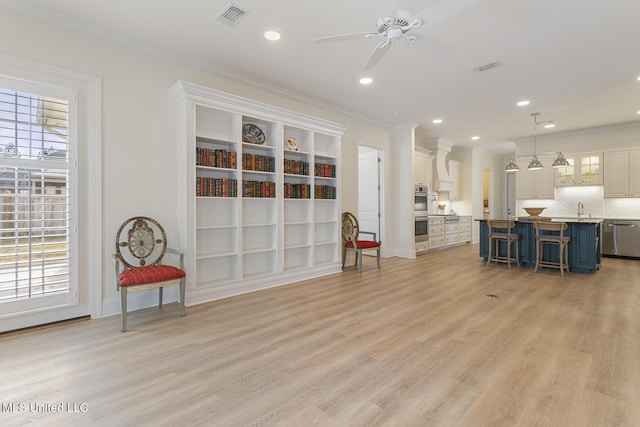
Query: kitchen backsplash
[{"left": 518, "top": 186, "right": 640, "bottom": 219}]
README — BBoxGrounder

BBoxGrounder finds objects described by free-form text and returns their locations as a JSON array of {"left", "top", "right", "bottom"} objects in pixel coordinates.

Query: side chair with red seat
[
  {"left": 113, "top": 216, "right": 186, "bottom": 332},
  {"left": 342, "top": 211, "right": 381, "bottom": 272}
]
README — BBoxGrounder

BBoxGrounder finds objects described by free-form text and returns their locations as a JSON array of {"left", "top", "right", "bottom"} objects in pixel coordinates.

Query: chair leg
[
  {"left": 535, "top": 241, "right": 540, "bottom": 273},
  {"left": 120, "top": 287, "right": 128, "bottom": 332},
  {"left": 559, "top": 243, "right": 564, "bottom": 276},
  {"left": 376, "top": 248, "right": 380, "bottom": 269},
  {"left": 357, "top": 250, "right": 363, "bottom": 273},
  {"left": 516, "top": 239, "right": 520, "bottom": 267},
  {"left": 159, "top": 286, "right": 163, "bottom": 308},
  {"left": 507, "top": 240, "right": 511, "bottom": 270},
  {"left": 179, "top": 279, "right": 186, "bottom": 317},
  {"left": 486, "top": 238, "right": 492, "bottom": 266},
  {"left": 342, "top": 246, "right": 346, "bottom": 269}
]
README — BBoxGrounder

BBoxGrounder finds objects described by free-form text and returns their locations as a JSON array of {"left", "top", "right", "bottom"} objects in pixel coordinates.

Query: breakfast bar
[{"left": 476, "top": 218, "right": 603, "bottom": 273}]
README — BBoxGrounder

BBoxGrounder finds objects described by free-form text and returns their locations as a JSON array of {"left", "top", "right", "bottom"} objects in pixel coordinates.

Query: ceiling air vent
[
  {"left": 472, "top": 61, "right": 502, "bottom": 73},
  {"left": 217, "top": 3, "right": 248, "bottom": 25}
]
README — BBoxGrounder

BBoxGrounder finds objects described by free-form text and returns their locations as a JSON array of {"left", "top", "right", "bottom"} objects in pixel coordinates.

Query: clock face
[{"left": 286, "top": 137, "right": 298, "bottom": 151}]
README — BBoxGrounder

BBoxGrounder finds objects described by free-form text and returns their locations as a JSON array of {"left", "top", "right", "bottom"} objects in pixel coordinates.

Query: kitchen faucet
[{"left": 577, "top": 201, "right": 585, "bottom": 217}]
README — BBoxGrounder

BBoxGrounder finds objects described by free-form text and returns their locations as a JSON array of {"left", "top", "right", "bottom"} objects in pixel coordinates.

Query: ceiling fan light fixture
[
  {"left": 505, "top": 157, "right": 520, "bottom": 173},
  {"left": 552, "top": 152, "right": 570, "bottom": 168}
]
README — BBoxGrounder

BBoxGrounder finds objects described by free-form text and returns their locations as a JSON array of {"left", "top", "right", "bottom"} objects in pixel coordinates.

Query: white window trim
[{"left": 0, "top": 52, "right": 102, "bottom": 327}]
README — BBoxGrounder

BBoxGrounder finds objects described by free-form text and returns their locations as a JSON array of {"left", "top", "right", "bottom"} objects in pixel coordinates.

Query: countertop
[{"left": 476, "top": 217, "right": 603, "bottom": 224}]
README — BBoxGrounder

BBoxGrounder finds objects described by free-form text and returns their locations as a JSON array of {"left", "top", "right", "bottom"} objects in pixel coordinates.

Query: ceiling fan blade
[
  {"left": 373, "top": 0, "right": 398, "bottom": 18},
  {"left": 363, "top": 42, "right": 391, "bottom": 71},
  {"left": 411, "top": 35, "right": 451, "bottom": 56},
  {"left": 412, "top": 0, "right": 480, "bottom": 27},
  {"left": 313, "top": 32, "right": 375, "bottom": 43}
]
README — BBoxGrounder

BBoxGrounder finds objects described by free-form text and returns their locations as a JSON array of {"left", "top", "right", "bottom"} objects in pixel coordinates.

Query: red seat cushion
[
  {"left": 119, "top": 265, "right": 185, "bottom": 287},
  {"left": 346, "top": 240, "right": 380, "bottom": 249}
]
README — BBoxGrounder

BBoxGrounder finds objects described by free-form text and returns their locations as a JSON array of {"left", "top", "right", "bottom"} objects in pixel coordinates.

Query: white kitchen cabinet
[
  {"left": 444, "top": 216, "right": 471, "bottom": 245},
  {"left": 516, "top": 156, "right": 555, "bottom": 199},
  {"left": 555, "top": 153, "right": 602, "bottom": 186},
  {"left": 171, "top": 81, "right": 345, "bottom": 303},
  {"left": 604, "top": 149, "right": 640, "bottom": 197},
  {"left": 427, "top": 217, "right": 445, "bottom": 250},
  {"left": 413, "top": 149, "right": 432, "bottom": 188}
]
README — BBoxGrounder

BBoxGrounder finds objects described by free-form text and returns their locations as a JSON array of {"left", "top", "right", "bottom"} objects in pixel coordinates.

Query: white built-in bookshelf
[{"left": 170, "top": 81, "right": 344, "bottom": 304}]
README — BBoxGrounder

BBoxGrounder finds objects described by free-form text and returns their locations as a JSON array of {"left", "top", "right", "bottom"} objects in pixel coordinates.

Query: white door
[
  {"left": 0, "top": 66, "right": 96, "bottom": 333},
  {"left": 358, "top": 145, "right": 380, "bottom": 252}
]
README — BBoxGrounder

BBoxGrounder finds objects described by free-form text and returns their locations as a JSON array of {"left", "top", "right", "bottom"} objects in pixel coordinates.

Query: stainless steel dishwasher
[{"left": 603, "top": 219, "right": 640, "bottom": 258}]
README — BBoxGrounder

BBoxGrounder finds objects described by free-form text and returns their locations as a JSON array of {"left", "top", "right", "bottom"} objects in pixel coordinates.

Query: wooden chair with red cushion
[
  {"left": 113, "top": 216, "right": 186, "bottom": 332},
  {"left": 342, "top": 212, "right": 381, "bottom": 272}
]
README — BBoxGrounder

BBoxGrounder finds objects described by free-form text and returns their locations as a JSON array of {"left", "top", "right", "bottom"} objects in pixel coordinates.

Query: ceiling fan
[{"left": 312, "top": 0, "right": 480, "bottom": 71}]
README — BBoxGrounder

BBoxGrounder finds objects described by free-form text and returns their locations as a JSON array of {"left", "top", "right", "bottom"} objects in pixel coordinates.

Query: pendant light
[
  {"left": 552, "top": 152, "right": 570, "bottom": 168},
  {"left": 527, "top": 112, "right": 543, "bottom": 171},
  {"left": 505, "top": 157, "right": 520, "bottom": 173}
]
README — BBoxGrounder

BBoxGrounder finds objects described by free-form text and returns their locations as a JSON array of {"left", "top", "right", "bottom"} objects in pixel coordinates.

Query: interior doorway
[
  {"left": 506, "top": 171, "right": 516, "bottom": 219},
  {"left": 483, "top": 169, "right": 491, "bottom": 218},
  {"left": 358, "top": 144, "right": 383, "bottom": 252}
]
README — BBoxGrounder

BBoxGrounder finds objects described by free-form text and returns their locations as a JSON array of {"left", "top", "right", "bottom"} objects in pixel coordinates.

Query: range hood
[{"left": 428, "top": 139, "right": 455, "bottom": 192}]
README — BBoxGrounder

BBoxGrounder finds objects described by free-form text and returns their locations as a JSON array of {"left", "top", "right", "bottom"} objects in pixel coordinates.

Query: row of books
[
  {"left": 196, "top": 177, "right": 238, "bottom": 197},
  {"left": 284, "top": 159, "right": 309, "bottom": 176},
  {"left": 315, "top": 163, "right": 336, "bottom": 178},
  {"left": 315, "top": 185, "right": 337, "bottom": 199},
  {"left": 196, "top": 148, "right": 237, "bottom": 169},
  {"left": 284, "top": 183, "right": 311, "bottom": 199},
  {"left": 196, "top": 179, "right": 336, "bottom": 200},
  {"left": 243, "top": 180, "right": 276, "bottom": 198},
  {"left": 242, "top": 153, "right": 276, "bottom": 172}
]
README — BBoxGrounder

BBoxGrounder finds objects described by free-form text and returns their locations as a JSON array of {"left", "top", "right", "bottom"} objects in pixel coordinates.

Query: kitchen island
[{"left": 476, "top": 218, "right": 603, "bottom": 273}]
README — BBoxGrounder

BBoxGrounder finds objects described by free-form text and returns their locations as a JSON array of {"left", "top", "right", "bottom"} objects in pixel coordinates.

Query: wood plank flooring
[{"left": 1, "top": 243, "right": 639, "bottom": 426}]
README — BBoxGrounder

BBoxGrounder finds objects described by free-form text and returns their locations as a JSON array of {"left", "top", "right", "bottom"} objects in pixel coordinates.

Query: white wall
[{"left": 0, "top": 8, "right": 397, "bottom": 317}]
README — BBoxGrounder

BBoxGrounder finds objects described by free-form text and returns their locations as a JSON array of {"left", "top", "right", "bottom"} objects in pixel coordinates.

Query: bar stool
[
  {"left": 486, "top": 220, "right": 520, "bottom": 269},
  {"left": 533, "top": 221, "right": 570, "bottom": 276}
]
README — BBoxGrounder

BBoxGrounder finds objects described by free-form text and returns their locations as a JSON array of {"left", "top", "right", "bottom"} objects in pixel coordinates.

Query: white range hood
[{"left": 428, "top": 139, "right": 455, "bottom": 192}]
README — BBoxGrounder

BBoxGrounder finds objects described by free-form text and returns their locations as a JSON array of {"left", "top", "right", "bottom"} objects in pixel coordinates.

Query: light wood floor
[{"left": 1, "top": 244, "right": 639, "bottom": 426}]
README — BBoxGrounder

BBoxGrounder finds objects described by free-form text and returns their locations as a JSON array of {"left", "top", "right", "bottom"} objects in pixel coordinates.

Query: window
[{"left": 0, "top": 88, "right": 74, "bottom": 304}]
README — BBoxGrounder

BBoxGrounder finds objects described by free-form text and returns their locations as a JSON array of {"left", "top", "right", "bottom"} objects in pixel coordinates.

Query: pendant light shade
[
  {"left": 505, "top": 157, "right": 520, "bottom": 173},
  {"left": 552, "top": 152, "right": 569, "bottom": 168},
  {"left": 527, "top": 155, "right": 544, "bottom": 171}
]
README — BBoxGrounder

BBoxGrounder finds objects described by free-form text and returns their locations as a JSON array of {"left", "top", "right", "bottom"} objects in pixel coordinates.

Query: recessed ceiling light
[
  {"left": 544, "top": 123, "right": 555, "bottom": 129},
  {"left": 432, "top": 118, "right": 443, "bottom": 124},
  {"left": 471, "top": 136, "right": 480, "bottom": 141},
  {"left": 517, "top": 100, "right": 530, "bottom": 107},
  {"left": 359, "top": 77, "right": 373, "bottom": 85},
  {"left": 637, "top": 110, "right": 640, "bottom": 114},
  {"left": 637, "top": 76, "right": 640, "bottom": 81},
  {"left": 264, "top": 30, "right": 281, "bottom": 41}
]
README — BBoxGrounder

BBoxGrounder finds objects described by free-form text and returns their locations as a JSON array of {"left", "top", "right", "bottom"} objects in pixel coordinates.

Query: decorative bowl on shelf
[{"left": 523, "top": 207, "right": 546, "bottom": 217}]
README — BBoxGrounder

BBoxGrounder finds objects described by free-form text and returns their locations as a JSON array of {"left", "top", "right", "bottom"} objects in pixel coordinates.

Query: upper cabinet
[
  {"left": 603, "top": 149, "right": 640, "bottom": 197},
  {"left": 555, "top": 153, "right": 602, "bottom": 186},
  {"left": 516, "top": 156, "right": 555, "bottom": 199},
  {"left": 413, "top": 149, "right": 432, "bottom": 188}
]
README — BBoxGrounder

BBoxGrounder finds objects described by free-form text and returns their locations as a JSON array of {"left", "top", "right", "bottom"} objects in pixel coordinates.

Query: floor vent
[
  {"left": 486, "top": 294, "right": 499, "bottom": 299},
  {"left": 217, "top": 3, "right": 248, "bottom": 25},
  {"left": 472, "top": 61, "right": 502, "bottom": 73}
]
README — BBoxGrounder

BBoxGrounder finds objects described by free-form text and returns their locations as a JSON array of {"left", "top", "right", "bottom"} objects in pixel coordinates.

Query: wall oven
[
  {"left": 415, "top": 185, "right": 429, "bottom": 217},
  {"left": 415, "top": 215, "right": 429, "bottom": 242}
]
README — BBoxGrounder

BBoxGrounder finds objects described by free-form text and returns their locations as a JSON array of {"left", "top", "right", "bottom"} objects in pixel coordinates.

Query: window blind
[{"left": 0, "top": 89, "right": 70, "bottom": 301}]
